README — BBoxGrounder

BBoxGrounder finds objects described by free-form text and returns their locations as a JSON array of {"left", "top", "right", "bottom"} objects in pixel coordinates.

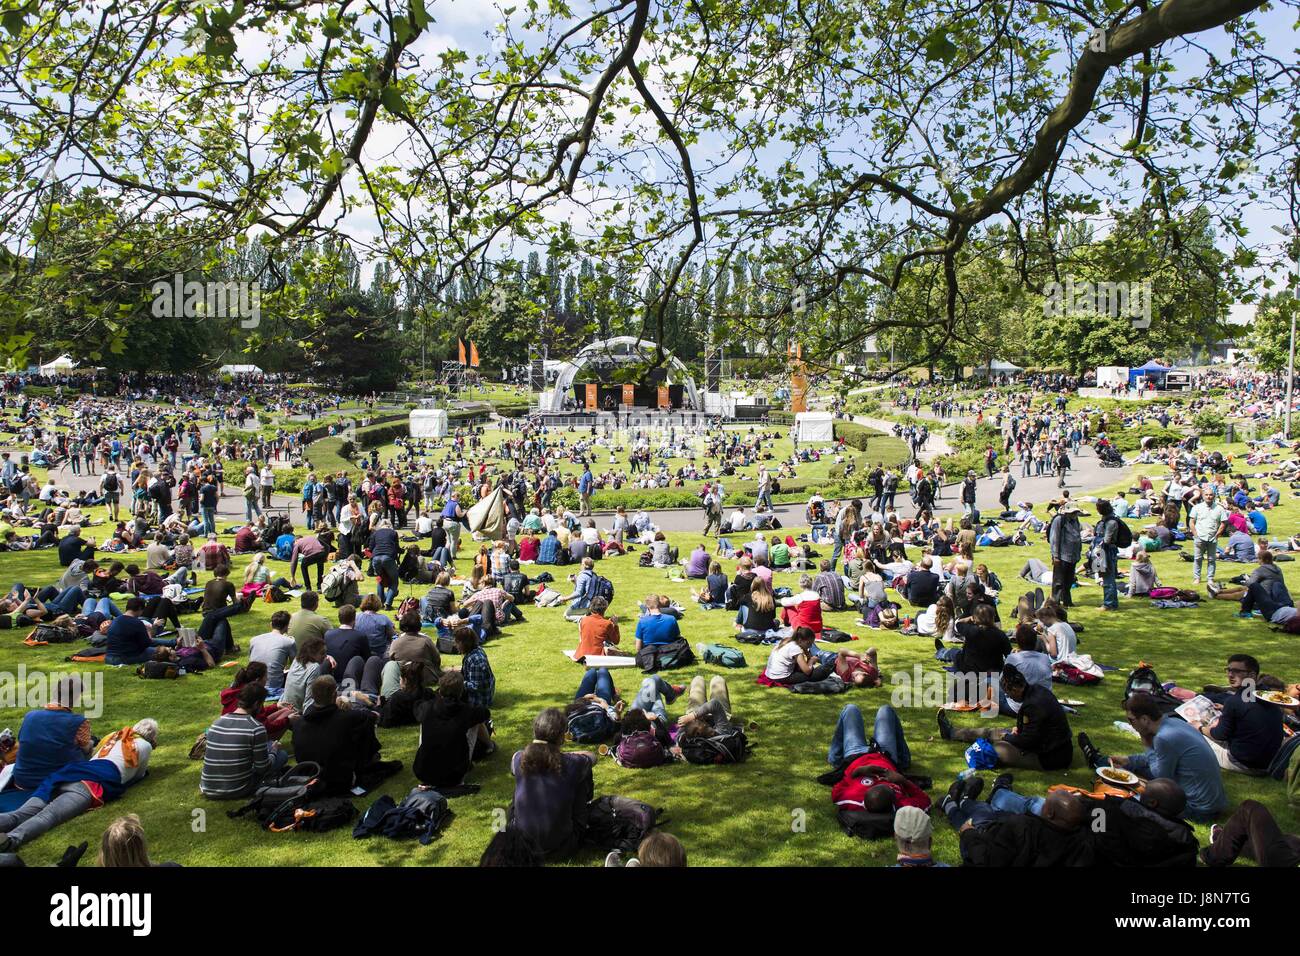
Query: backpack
[
  {"left": 353, "top": 788, "right": 451, "bottom": 845},
  {"left": 1121, "top": 664, "right": 1180, "bottom": 715},
  {"left": 102, "top": 473, "right": 118, "bottom": 492},
  {"left": 136, "top": 661, "right": 181, "bottom": 679},
  {"left": 701, "top": 643, "right": 747, "bottom": 668},
  {"left": 285, "top": 796, "right": 357, "bottom": 833},
  {"left": 584, "top": 796, "right": 663, "bottom": 854},
  {"left": 320, "top": 563, "right": 349, "bottom": 601},
  {"left": 613, "top": 730, "right": 668, "bottom": 768},
  {"left": 679, "top": 727, "right": 751, "bottom": 765},
  {"left": 227, "top": 762, "right": 326, "bottom": 830},
  {"left": 837, "top": 807, "right": 897, "bottom": 840},
  {"left": 397, "top": 597, "right": 420, "bottom": 620},
  {"left": 436, "top": 633, "right": 459, "bottom": 655},
  {"left": 567, "top": 704, "right": 616, "bottom": 743},
  {"left": 635, "top": 638, "right": 695, "bottom": 673},
  {"left": 27, "top": 623, "right": 78, "bottom": 645},
  {"left": 1112, "top": 517, "right": 1133, "bottom": 548},
  {"left": 594, "top": 575, "right": 615, "bottom": 603}
]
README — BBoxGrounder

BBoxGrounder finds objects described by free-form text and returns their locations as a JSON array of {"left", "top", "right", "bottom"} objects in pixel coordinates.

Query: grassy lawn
[
  {"left": 2, "top": 492, "right": 1298, "bottom": 867},
  {"left": 361, "top": 425, "right": 911, "bottom": 502}
]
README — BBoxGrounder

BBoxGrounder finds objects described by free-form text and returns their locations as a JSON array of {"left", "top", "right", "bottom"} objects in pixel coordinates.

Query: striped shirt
[{"left": 199, "top": 712, "right": 270, "bottom": 799}]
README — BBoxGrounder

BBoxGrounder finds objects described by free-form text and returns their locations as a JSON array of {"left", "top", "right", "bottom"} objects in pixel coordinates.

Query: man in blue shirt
[
  {"left": 1088, "top": 692, "right": 1228, "bottom": 822},
  {"left": 634, "top": 595, "right": 682, "bottom": 652},
  {"left": 578, "top": 466, "right": 594, "bottom": 517}
]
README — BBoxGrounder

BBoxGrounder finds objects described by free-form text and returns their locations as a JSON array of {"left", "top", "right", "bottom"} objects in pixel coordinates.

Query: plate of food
[
  {"left": 1060, "top": 699, "right": 1087, "bottom": 707},
  {"left": 941, "top": 701, "right": 979, "bottom": 712},
  {"left": 1257, "top": 691, "right": 1300, "bottom": 707},
  {"left": 1096, "top": 766, "right": 1141, "bottom": 787}
]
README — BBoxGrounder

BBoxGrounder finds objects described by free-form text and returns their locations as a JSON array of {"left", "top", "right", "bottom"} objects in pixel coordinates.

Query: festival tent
[
  {"left": 218, "top": 364, "right": 263, "bottom": 376},
  {"left": 467, "top": 487, "right": 508, "bottom": 539},
  {"left": 38, "top": 354, "right": 77, "bottom": 374},
  {"left": 793, "top": 411, "right": 835, "bottom": 443},
  {"left": 408, "top": 408, "right": 448, "bottom": 438},
  {"left": 969, "top": 359, "right": 1023, "bottom": 377},
  {"left": 1128, "top": 360, "right": 1169, "bottom": 388}
]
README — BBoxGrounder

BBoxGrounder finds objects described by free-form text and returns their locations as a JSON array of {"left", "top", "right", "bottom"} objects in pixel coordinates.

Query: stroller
[{"left": 1095, "top": 443, "right": 1125, "bottom": 468}]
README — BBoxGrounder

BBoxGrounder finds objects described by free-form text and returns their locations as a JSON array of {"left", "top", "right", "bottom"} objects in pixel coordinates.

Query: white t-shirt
[
  {"left": 766, "top": 641, "right": 808, "bottom": 681},
  {"left": 1047, "top": 622, "right": 1077, "bottom": 661}
]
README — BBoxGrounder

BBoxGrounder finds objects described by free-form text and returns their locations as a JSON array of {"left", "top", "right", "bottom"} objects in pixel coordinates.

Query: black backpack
[
  {"left": 594, "top": 575, "right": 615, "bottom": 603},
  {"left": 1122, "top": 664, "right": 1180, "bottom": 716},
  {"left": 1112, "top": 517, "right": 1133, "bottom": 548},
  {"left": 584, "top": 796, "right": 664, "bottom": 854},
  {"left": 227, "top": 762, "right": 327, "bottom": 830},
  {"left": 103, "top": 473, "right": 118, "bottom": 492},
  {"left": 679, "top": 727, "right": 752, "bottom": 765}
]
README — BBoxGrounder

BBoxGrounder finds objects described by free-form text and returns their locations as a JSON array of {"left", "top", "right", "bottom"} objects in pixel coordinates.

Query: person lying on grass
[
  {"left": 818, "top": 703, "right": 930, "bottom": 814},
  {"left": 1207, "top": 549, "right": 1297, "bottom": 626},
  {"left": 0, "top": 718, "right": 158, "bottom": 853}
]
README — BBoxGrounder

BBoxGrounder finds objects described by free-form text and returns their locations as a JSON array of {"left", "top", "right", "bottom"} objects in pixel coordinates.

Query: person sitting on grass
[
  {"left": 1207, "top": 550, "right": 1297, "bottom": 626},
  {"left": 290, "top": 675, "right": 402, "bottom": 795},
  {"left": 633, "top": 594, "right": 682, "bottom": 658},
  {"left": 1197, "top": 653, "right": 1284, "bottom": 774},
  {"left": 508, "top": 708, "right": 596, "bottom": 861},
  {"left": 937, "top": 663, "right": 1074, "bottom": 770},
  {"left": 575, "top": 596, "right": 621, "bottom": 661},
  {"left": 0, "top": 718, "right": 159, "bottom": 853},
  {"left": 693, "top": 561, "right": 728, "bottom": 609},
  {"left": 780, "top": 575, "right": 824, "bottom": 635},
  {"left": 412, "top": 671, "right": 492, "bottom": 789},
  {"left": 604, "top": 831, "right": 688, "bottom": 867},
  {"left": 200, "top": 682, "right": 288, "bottom": 799},
  {"left": 104, "top": 597, "right": 177, "bottom": 666},
  {"left": 4, "top": 676, "right": 93, "bottom": 797},
  {"left": 813, "top": 559, "right": 847, "bottom": 611},
  {"left": 218, "top": 661, "right": 293, "bottom": 740},
  {"left": 684, "top": 542, "right": 710, "bottom": 579},
  {"left": 892, "top": 805, "right": 947, "bottom": 867},
  {"left": 765, "top": 627, "right": 834, "bottom": 686},
  {"left": 1077, "top": 691, "right": 1227, "bottom": 822},
  {"left": 377, "top": 660, "right": 436, "bottom": 728}
]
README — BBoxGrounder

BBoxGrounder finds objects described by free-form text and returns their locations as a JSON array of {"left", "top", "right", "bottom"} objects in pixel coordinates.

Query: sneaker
[
  {"left": 1033, "top": 587, "right": 1044, "bottom": 610},
  {"left": 1077, "top": 731, "right": 1103, "bottom": 769},
  {"left": 961, "top": 773, "right": 985, "bottom": 803},
  {"left": 1209, "top": 823, "right": 1222, "bottom": 846},
  {"left": 1235, "top": 611, "right": 1253, "bottom": 618},
  {"left": 1206, "top": 581, "right": 1221, "bottom": 597},
  {"left": 936, "top": 708, "right": 953, "bottom": 741},
  {"left": 991, "top": 772, "right": 1014, "bottom": 795},
  {"left": 934, "top": 636, "right": 945, "bottom": 653}
]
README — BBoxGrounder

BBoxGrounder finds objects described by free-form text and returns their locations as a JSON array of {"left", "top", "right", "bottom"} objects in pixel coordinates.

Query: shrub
[{"left": 1192, "top": 409, "right": 1227, "bottom": 435}]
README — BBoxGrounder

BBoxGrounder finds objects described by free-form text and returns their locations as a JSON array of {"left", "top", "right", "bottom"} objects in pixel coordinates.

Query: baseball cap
[{"left": 894, "top": 805, "right": 932, "bottom": 843}]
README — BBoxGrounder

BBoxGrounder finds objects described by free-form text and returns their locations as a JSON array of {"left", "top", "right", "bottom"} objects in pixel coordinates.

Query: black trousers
[{"left": 1051, "top": 559, "right": 1076, "bottom": 607}]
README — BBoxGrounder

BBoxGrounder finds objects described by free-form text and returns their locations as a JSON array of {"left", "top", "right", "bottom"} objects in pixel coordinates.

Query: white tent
[
  {"left": 467, "top": 487, "right": 508, "bottom": 540},
  {"left": 793, "top": 411, "right": 835, "bottom": 443},
  {"left": 970, "top": 359, "right": 1024, "bottom": 377},
  {"left": 39, "top": 354, "right": 77, "bottom": 374},
  {"left": 218, "top": 364, "right": 263, "bottom": 376},
  {"left": 1095, "top": 366, "right": 1129, "bottom": 388},
  {"left": 409, "top": 408, "right": 448, "bottom": 438}
]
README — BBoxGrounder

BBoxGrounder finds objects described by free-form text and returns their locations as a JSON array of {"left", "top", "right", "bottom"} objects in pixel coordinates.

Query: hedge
[{"left": 832, "top": 422, "right": 911, "bottom": 467}]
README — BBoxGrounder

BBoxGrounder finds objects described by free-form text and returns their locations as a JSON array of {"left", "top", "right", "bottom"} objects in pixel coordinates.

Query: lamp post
[{"left": 1276, "top": 224, "right": 1299, "bottom": 438}]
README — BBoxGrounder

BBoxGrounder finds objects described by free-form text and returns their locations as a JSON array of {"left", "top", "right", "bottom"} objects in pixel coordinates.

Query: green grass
[{"left": 2, "top": 488, "right": 1299, "bottom": 867}]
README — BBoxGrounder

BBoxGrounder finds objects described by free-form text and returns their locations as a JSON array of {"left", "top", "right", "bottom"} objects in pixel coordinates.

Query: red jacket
[{"left": 831, "top": 752, "right": 931, "bottom": 812}]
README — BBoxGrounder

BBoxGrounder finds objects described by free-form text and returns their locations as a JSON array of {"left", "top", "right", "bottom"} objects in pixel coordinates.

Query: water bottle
[{"left": 957, "top": 768, "right": 979, "bottom": 781}]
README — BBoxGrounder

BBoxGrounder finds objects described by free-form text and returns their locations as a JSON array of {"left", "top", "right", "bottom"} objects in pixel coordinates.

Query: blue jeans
[
  {"left": 373, "top": 556, "right": 400, "bottom": 607},
  {"left": 202, "top": 507, "right": 217, "bottom": 536},
  {"left": 990, "top": 787, "right": 1044, "bottom": 816},
  {"left": 632, "top": 676, "right": 680, "bottom": 720},
  {"left": 945, "top": 799, "right": 1003, "bottom": 830},
  {"left": 575, "top": 667, "right": 616, "bottom": 704},
  {"left": 46, "top": 586, "right": 86, "bottom": 616},
  {"left": 831, "top": 534, "right": 844, "bottom": 571},
  {"left": 81, "top": 597, "right": 120, "bottom": 619},
  {"left": 1102, "top": 566, "right": 1118, "bottom": 609},
  {"left": 935, "top": 647, "right": 961, "bottom": 663},
  {"left": 245, "top": 496, "right": 261, "bottom": 521},
  {"left": 827, "top": 704, "right": 911, "bottom": 769}
]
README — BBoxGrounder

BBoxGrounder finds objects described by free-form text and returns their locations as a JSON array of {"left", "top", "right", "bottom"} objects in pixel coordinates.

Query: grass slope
[{"left": 2, "top": 496, "right": 1298, "bottom": 868}]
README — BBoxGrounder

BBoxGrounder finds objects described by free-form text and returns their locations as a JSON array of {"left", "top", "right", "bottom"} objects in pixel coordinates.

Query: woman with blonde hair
[{"left": 99, "top": 813, "right": 158, "bottom": 867}]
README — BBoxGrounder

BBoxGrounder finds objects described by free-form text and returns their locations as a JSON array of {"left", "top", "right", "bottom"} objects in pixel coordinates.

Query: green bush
[
  {"left": 934, "top": 449, "right": 985, "bottom": 478},
  {"left": 1192, "top": 410, "right": 1227, "bottom": 435},
  {"left": 1104, "top": 421, "right": 1184, "bottom": 453},
  {"left": 946, "top": 422, "right": 1000, "bottom": 453}
]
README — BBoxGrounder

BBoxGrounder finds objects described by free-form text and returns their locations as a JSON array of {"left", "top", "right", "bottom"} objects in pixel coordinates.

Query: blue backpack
[
  {"left": 594, "top": 575, "right": 615, "bottom": 603},
  {"left": 567, "top": 704, "right": 615, "bottom": 743}
]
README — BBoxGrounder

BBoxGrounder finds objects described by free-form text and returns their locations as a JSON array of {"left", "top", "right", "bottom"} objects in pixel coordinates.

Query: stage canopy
[
  {"left": 39, "top": 354, "right": 76, "bottom": 374},
  {"left": 544, "top": 337, "right": 701, "bottom": 413},
  {"left": 793, "top": 411, "right": 835, "bottom": 443},
  {"left": 1128, "top": 360, "right": 1169, "bottom": 387},
  {"left": 218, "top": 364, "right": 262, "bottom": 376},
  {"left": 409, "top": 408, "right": 448, "bottom": 438}
]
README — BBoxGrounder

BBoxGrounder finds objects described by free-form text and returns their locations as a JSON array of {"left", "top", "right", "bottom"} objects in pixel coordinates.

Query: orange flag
[
  {"left": 470, "top": 341, "right": 480, "bottom": 367},
  {"left": 458, "top": 339, "right": 467, "bottom": 364}
]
